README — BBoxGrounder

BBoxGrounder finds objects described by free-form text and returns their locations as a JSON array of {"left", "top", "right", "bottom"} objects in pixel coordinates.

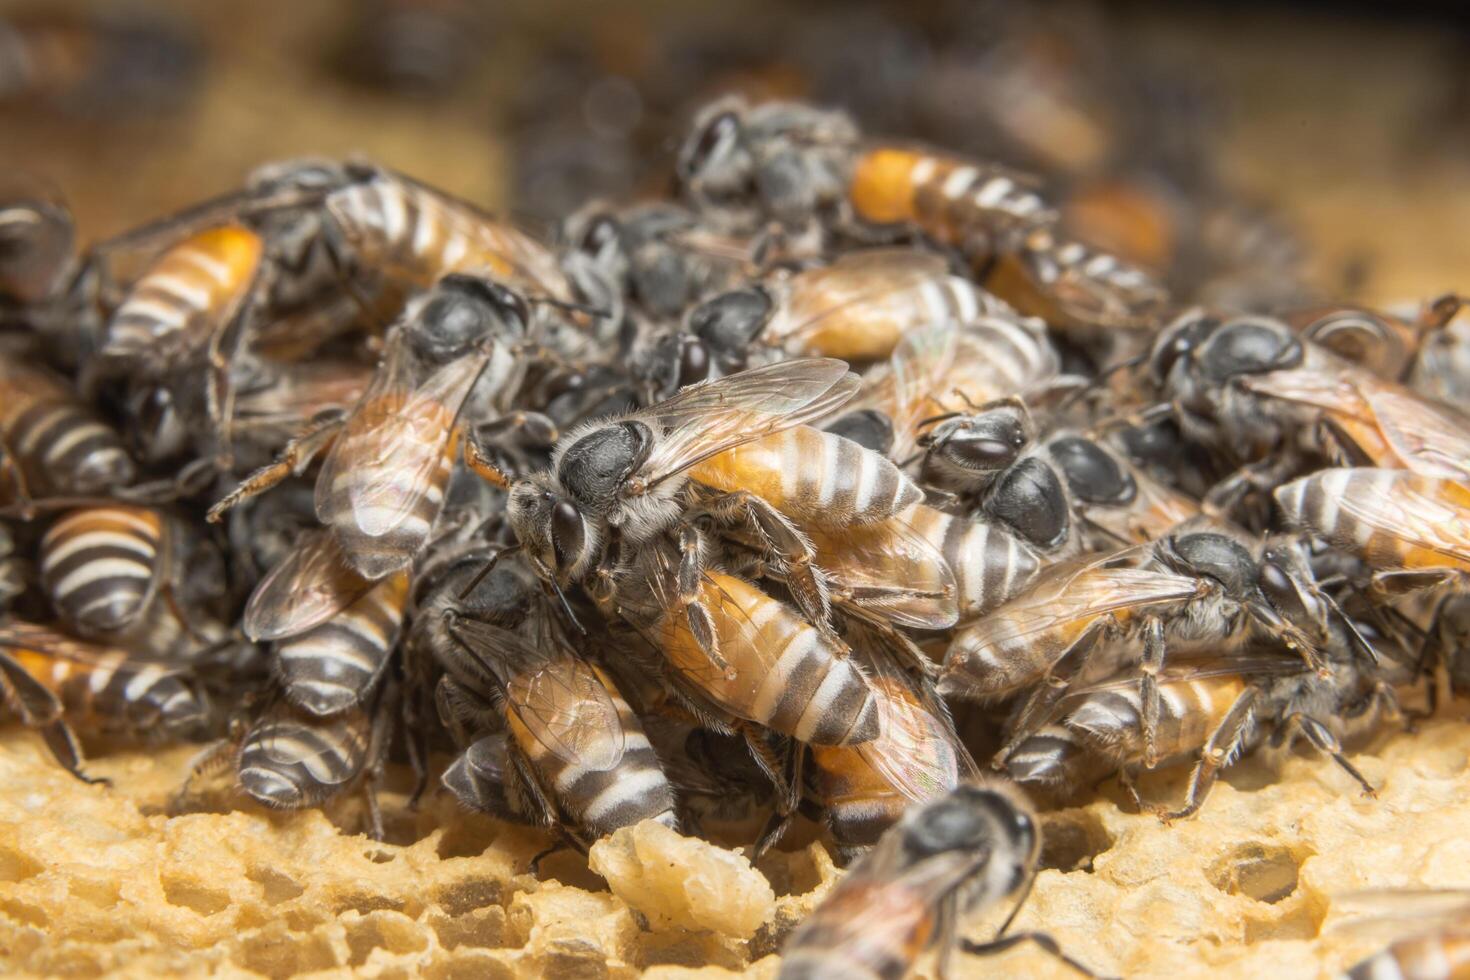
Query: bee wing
[
  {"left": 857, "top": 644, "right": 973, "bottom": 800},
  {"left": 243, "top": 528, "right": 372, "bottom": 641},
  {"left": 1082, "top": 463, "right": 1201, "bottom": 545},
  {"left": 1362, "top": 388, "right": 1470, "bottom": 481},
  {"left": 1324, "top": 470, "right": 1470, "bottom": 565},
  {"left": 1064, "top": 655, "right": 1304, "bottom": 698},
  {"left": 638, "top": 358, "right": 859, "bottom": 488},
  {"left": 1238, "top": 368, "right": 1374, "bottom": 419},
  {"left": 888, "top": 321, "right": 959, "bottom": 459},
  {"left": 811, "top": 516, "right": 959, "bottom": 629},
  {"left": 767, "top": 250, "right": 951, "bottom": 349},
  {"left": 970, "top": 563, "right": 1201, "bottom": 649},
  {"left": 315, "top": 346, "right": 481, "bottom": 538},
  {"left": 449, "top": 614, "right": 626, "bottom": 771},
  {"left": 506, "top": 657, "right": 627, "bottom": 772},
  {"left": 1328, "top": 889, "right": 1470, "bottom": 942}
]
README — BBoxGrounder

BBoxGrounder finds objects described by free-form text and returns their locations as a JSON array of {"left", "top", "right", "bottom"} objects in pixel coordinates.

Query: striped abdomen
[
  {"left": 322, "top": 412, "right": 460, "bottom": 580},
  {"left": 324, "top": 174, "right": 567, "bottom": 296},
  {"left": 1346, "top": 925, "right": 1470, "bottom": 980},
  {"left": 506, "top": 662, "right": 677, "bottom": 838},
  {"left": 103, "top": 224, "right": 263, "bottom": 360},
  {"left": 849, "top": 147, "right": 1056, "bottom": 246},
  {"left": 0, "top": 359, "right": 134, "bottom": 495},
  {"left": 40, "top": 505, "right": 164, "bottom": 638},
  {"left": 1, "top": 625, "right": 208, "bottom": 739},
  {"left": 656, "top": 572, "right": 879, "bottom": 746},
  {"left": 1275, "top": 468, "right": 1470, "bottom": 574},
  {"left": 689, "top": 426, "right": 920, "bottom": 529},
  {"left": 238, "top": 703, "right": 371, "bottom": 809},
  {"left": 273, "top": 570, "right": 409, "bottom": 717},
  {"left": 1064, "top": 673, "right": 1252, "bottom": 768},
  {"left": 902, "top": 504, "right": 1040, "bottom": 621},
  {"left": 983, "top": 227, "right": 1167, "bottom": 331}
]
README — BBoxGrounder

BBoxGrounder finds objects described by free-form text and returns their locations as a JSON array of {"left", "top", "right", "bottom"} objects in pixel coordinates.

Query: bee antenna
[
  {"left": 456, "top": 544, "right": 520, "bottom": 600},
  {"left": 547, "top": 578, "right": 587, "bottom": 634},
  {"left": 1054, "top": 352, "right": 1149, "bottom": 415},
  {"left": 1089, "top": 402, "right": 1173, "bottom": 434},
  {"left": 996, "top": 864, "right": 1039, "bottom": 938},
  {"left": 530, "top": 295, "right": 614, "bottom": 320}
]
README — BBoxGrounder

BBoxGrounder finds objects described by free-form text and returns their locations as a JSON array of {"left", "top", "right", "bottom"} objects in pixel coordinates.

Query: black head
[
  {"left": 1047, "top": 437, "right": 1136, "bottom": 506},
  {"left": 573, "top": 210, "right": 625, "bottom": 269},
  {"left": 127, "top": 383, "right": 188, "bottom": 464},
  {"left": 409, "top": 275, "right": 529, "bottom": 365},
  {"left": 506, "top": 476, "right": 598, "bottom": 583},
  {"left": 1165, "top": 532, "right": 1259, "bottom": 600},
  {"left": 676, "top": 107, "right": 745, "bottom": 194},
  {"left": 1257, "top": 540, "right": 1324, "bottom": 637},
  {"left": 688, "top": 287, "right": 773, "bottom": 363},
  {"left": 1194, "top": 317, "right": 1303, "bottom": 384},
  {"left": 1148, "top": 311, "right": 1219, "bottom": 387},
  {"left": 924, "top": 406, "right": 1031, "bottom": 473},
  {"left": 639, "top": 331, "right": 710, "bottom": 400},
  {"left": 901, "top": 785, "right": 1037, "bottom": 895}
]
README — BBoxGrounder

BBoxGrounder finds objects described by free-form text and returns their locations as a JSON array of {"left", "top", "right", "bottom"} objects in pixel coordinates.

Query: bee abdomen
[
  {"left": 907, "top": 506, "right": 1040, "bottom": 620},
  {"left": 780, "top": 427, "right": 921, "bottom": 526},
  {"left": 6, "top": 393, "right": 134, "bottom": 494},
  {"left": 326, "top": 428, "right": 455, "bottom": 579},
  {"left": 326, "top": 175, "right": 472, "bottom": 283},
  {"left": 557, "top": 731, "right": 679, "bottom": 837},
  {"left": 40, "top": 506, "right": 162, "bottom": 636},
  {"left": 756, "top": 627, "right": 879, "bottom": 745},
  {"left": 238, "top": 707, "right": 370, "bottom": 809},
  {"left": 274, "top": 572, "right": 408, "bottom": 716}
]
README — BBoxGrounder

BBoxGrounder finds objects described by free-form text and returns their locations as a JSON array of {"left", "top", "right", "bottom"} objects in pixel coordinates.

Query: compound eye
[
  {"left": 679, "top": 110, "right": 740, "bottom": 181},
  {"left": 1150, "top": 315, "right": 1215, "bottom": 384},
  {"left": 550, "top": 500, "right": 584, "bottom": 571},
  {"left": 580, "top": 214, "right": 621, "bottom": 259},
  {"left": 490, "top": 284, "right": 531, "bottom": 331},
  {"left": 677, "top": 338, "right": 710, "bottom": 388}
]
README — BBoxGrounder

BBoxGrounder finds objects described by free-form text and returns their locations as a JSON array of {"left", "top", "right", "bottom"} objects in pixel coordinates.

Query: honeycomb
[{"left": 0, "top": 708, "right": 1465, "bottom": 979}]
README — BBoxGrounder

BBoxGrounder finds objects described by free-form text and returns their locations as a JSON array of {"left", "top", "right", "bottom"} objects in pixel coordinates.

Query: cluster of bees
[{"left": 4, "top": 75, "right": 1470, "bottom": 976}]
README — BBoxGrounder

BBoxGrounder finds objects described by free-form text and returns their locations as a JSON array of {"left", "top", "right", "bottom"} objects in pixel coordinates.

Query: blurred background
[{"left": 4, "top": 0, "right": 1468, "bottom": 304}]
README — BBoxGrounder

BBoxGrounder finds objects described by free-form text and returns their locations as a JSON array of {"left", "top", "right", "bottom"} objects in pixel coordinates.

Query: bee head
[
  {"left": 921, "top": 404, "right": 1031, "bottom": 474},
  {"left": 1148, "top": 309, "right": 1219, "bottom": 388},
  {"left": 902, "top": 783, "right": 1039, "bottom": 902},
  {"left": 127, "top": 383, "right": 188, "bottom": 465},
  {"left": 409, "top": 275, "right": 529, "bottom": 365},
  {"left": 506, "top": 475, "right": 598, "bottom": 583},
  {"left": 676, "top": 103, "right": 747, "bottom": 201}
]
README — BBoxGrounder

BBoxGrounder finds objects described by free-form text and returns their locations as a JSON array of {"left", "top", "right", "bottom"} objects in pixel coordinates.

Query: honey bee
[
  {"left": 849, "top": 145, "right": 1167, "bottom": 337},
  {"left": 805, "top": 624, "right": 979, "bottom": 862},
  {"left": 0, "top": 349, "right": 135, "bottom": 507},
  {"left": 940, "top": 529, "right": 1330, "bottom": 766},
  {"left": 606, "top": 543, "right": 881, "bottom": 750},
  {"left": 433, "top": 585, "right": 680, "bottom": 847},
  {"left": 38, "top": 503, "right": 229, "bottom": 657},
  {"left": 208, "top": 275, "right": 529, "bottom": 580},
  {"left": 0, "top": 177, "right": 74, "bottom": 307},
  {"left": 90, "top": 224, "right": 266, "bottom": 465},
  {"left": 677, "top": 98, "right": 858, "bottom": 232},
  {"left": 1337, "top": 890, "right": 1470, "bottom": 980},
  {"left": 688, "top": 249, "right": 1014, "bottom": 365},
  {"left": 236, "top": 698, "right": 388, "bottom": 829},
  {"left": 1409, "top": 316, "right": 1470, "bottom": 413},
  {"left": 778, "top": 780, "right": 1105, "bottom": 980},
  {"left": 1148, "top": 312, "right": 1470, "bottom": 514},
  {"left": 1005, "top": 650, "right": 1393, "bottom": 821},
  {"left": 0, "top": 620, "right": 212, "bottom": 782},
  {"left": 468, "top": 358, "right": 872, "bottom": 651}
]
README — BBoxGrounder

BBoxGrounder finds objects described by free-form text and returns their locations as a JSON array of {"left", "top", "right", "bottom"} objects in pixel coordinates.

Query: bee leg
[
  {"left": 1202, "top": 458, "right": 1293, "bottom": 520},
  {"left": 204, "top": 412, "right": 344, "bottom": 522},
  {"left": 462, "top": 432, "right": 515, "bottom": 490},
  {"left": 712, "top": 491, "right": 830, "bottom": 632},
  {"left": 0, "top": 649, "right": 105, "bottom": 784},
  {"left": 1290, "top": 714, "right": 1377, "bottom": 798},
  {"left": 675, "top": 525, "right": 732, "bottom": 676},
  {"left": 475, "top": 410, "right": 559, "bottom": 449},
  {"left": 1138, "top": 616, "right": 1166, "bottom": 769},
  {"left": 960, "top": 932, "right": 1115, "bottom": 979},
  {"left": 0, "top": 435, "right": 36, "bottom": 519},
  {"left": 753, "top": 742, "right": 805, "bottom": 861},
  {"left": 1117, "top": 765, "right": 1150, "bottom": 814},
  {"left": 993, "top": 623, "right": 1106, "bottom": 766},
  {"left": 1159, "top": 687, "right": 1258, "bottom": 823},
  {"left": 172, "top": 736, "right": 239, "bottom": 813},
  {"left": 1315, "top": 416, "right": 1379, "bottom": 469}
]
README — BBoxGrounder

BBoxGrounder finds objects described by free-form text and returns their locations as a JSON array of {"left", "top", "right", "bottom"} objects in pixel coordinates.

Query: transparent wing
[
  {"left": 857, "top": 642, "right": 972, "bottom": 801},
  {"left": 810, "top": 516, "right": 959, "bottom": 630},
  {"left": 637, "top": 358, "right": 859, "bottom": 488},
  {"left": 1328, "top": 470, "right": 1470, "bottom": 565},
  {"left": 768, "top": 250, "right": 951, "bottom": 351},
  {"left": 243, "top": 529, "right": 372, "bottom": 641},
  {"left": 1239, "top": 368, "right": 1375, "bottom": 419},
  {"left": 1064, "top": 654, "right": 1306, "bottom": 699},
  {"left": 1363, "top": 388, "right": 1470, "bottom": 481}
]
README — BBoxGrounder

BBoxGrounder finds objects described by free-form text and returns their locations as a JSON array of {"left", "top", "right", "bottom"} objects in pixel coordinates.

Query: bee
[
  {"left": 92, "top": 224, "right": 266, "bottom": 465},
  {"left": 1004, "top": 649, "right": 1394, "bottom": 821},
  {"left": 236, "top": 698, "right": 389, "bottom": 831},
  {"left": 0, "top": 620, "right": 212, "bottom": 782},
  {"left": 208, "top": 274, "right": 529, "bottom": 580},
  {"left": 940, "top": 529, "right": 1329, "bottom": 766},
  {"left": 0, "top": 177, "right": 74, "bottom": 307},
  {"left": 1338, "top": 891, "right": 1470, "bottom": 980},
  {"left": 38, "top": 503, "right": 229, "bottom": 657},
  {"left": 607, "top": 544, "right": 881, "bottom": 750},
  {"left": 1148, "top": 312, "right": 1470, "bottom": 515},
  {"left": 1409, "top": 315, "right": 1470, "bottom": 413},
  {"left": 797, "top": 511, "right": 959, "bottom": 631},
  {"left": 1273, "top": 468, "right": 1470, "bottom": 697},
  {"left": 469, "top": 358, "right": 877, "bottom": 651},
  {"left": 435, "top": 604, "right": 680, "bottom": 847},
  {"left": 847, "top": 146, "right": 1167, "bottom": 337},
  {"left": 805, "top": 625, "right": 979, "bottom": 862},
  {"left": 271, "top": 569, "right": 410, "bottom": 718},
  {"left": 899, "top": 503, "right": 1043, "bottom": 623},
  {"left": 918, "top": 398, "right": 1198, "bottom": 556},
  {"left": 778, "top": 780, "right": 1104, "bottom": 980},
  {"left": 688, "top": 249, "right": 1014, "bottom": 366},
  {"left": 676, "top": 98, "right": 858, "bottom": 232},
  {"left": 0, "top": 349, "right": 135, "bottom": 506}
]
